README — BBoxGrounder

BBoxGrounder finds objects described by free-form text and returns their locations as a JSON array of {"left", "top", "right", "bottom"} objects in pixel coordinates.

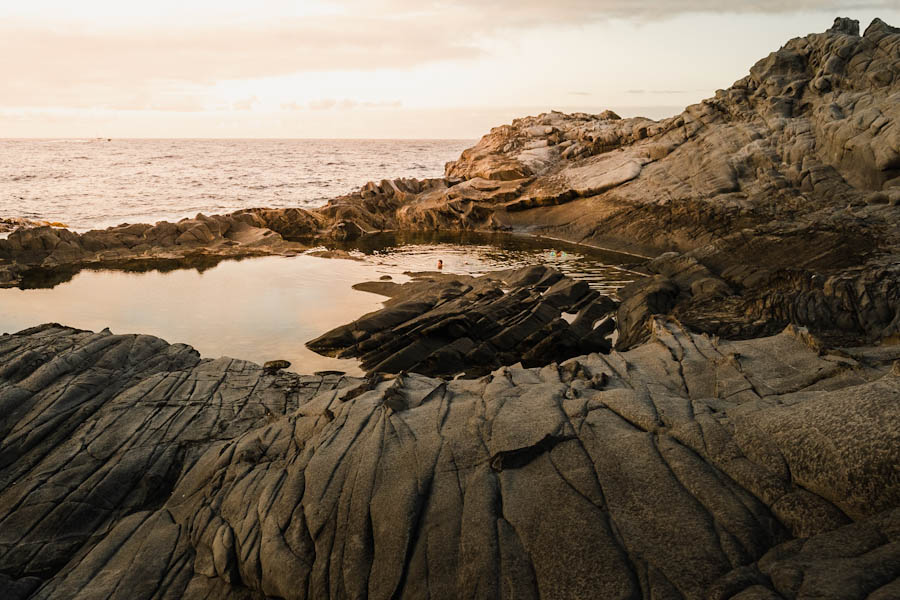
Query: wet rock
[
  {"left": 329, "top": 219, "right": 365, "bottom": 241},
  {"left": 0, "top": 214, "right": 307, "bottom": 288},
  {"left": 263, "top": 359, "right": 291, "bottom": 374},
  {"left": 307, "top": 266, "right": 619, "bottom": 377}
]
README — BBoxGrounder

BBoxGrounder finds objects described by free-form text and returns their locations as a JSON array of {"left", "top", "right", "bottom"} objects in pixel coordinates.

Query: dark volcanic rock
[
  {"left": 1, "top": 319, "right": 897, "bottom": 598},
  {"left": 307, "top": 265, "right": 619, "bottom": 377}
]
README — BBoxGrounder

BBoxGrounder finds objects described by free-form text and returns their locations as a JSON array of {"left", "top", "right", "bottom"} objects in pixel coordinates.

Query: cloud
[
  {"left": 0, "top": 17, "right": 482, "bottom": 108},
  {"left": 625, "top": 89, "right": 690, "bottom": 94},
  {"left": 1, "top": 1, "right": 895, "bottom": 112},
  {"left": 233, "top": 96, "right": 258, "bottom": 110},
  {"left": 308, "top": 98, "right": 338, "bottom": 111},
  {"left": 6, "top": 1, "right": 886, "bottom": 101},
  {"left": 306, "top": 98, "right": 402, "bottom": 110},
  {"left": 568, "top": 92, "right": 591, "bottom": 96},
  {"left": 356, "top": 0, "right": 895, "bottom": 26},
  {"left": 364, "top": 100, "right": 402, "bottom": 108}
]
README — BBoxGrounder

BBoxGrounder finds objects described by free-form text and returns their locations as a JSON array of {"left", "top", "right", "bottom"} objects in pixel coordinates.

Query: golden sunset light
[
  {"left": 1, "top": 3, "right": 899, "bottom": 599},
  {"left": 3, "top": 1, "right": 897, "bottom": 137}
]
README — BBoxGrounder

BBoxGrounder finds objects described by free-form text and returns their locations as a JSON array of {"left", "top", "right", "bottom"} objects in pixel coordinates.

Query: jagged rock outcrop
[
  {"left": 0, "top": 210, "right": 322, "bottom": 287},
  {"left": 307, "top": 265, "right": 618, "bottom": 377},
  {"left": 0, "top": 218, "right": 66, "bottom": 235},
  {"left": 1, "top": 318, "right": 897, "bottom": 599}
]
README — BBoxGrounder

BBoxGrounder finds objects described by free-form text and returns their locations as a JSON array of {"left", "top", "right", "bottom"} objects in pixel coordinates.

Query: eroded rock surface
[
  {"left": 308, "top": 265, "right": 619, "bottom": 377},
  {"left": 1, "top": 320, "right": 897, "bottom": 599},
  {"left": 2, "top": 18, "right": 900, "bottom": 598},
  {"left": 0, "top": 324, "right": 361, "bottom": 599}
]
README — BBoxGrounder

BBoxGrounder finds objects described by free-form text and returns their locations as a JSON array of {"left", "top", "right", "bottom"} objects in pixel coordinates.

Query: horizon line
[{"left": 0, "top": 136, "right": 481, "bottom": 141}]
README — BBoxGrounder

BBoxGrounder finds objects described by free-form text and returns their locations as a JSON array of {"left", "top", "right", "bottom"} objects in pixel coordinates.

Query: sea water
[{"left": 0, "top": 138, "right": 472, "bottom": 230}]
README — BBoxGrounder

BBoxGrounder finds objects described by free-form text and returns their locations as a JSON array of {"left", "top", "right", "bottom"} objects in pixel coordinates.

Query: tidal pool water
[{"left": 0, "top": 232, "right": 641, "bottom": 375}]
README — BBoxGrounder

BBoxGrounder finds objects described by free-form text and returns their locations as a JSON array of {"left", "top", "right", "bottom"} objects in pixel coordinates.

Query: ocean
[{"left": 0, "top": 138, "right": 474, "bottom": 230}]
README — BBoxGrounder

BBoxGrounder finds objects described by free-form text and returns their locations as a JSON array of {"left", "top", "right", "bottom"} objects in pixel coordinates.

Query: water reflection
[
  {"left": 2, "top": 255, "right": 387, "bottom": 376},
  {"left": 317, "top": 230, "right": 643, "bottom": 295},
  {"left": 17, "top": 254, "right": 244, "bottom": 289},
  {"left": 0, "top": 233, "right": 643, "bottom": 375}
]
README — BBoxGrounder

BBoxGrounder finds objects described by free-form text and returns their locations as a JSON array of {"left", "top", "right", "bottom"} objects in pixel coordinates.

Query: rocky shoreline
[
  {"left": 1, "top": 16, "right": 899, "bottom": 600},
  {"left": 3, "top": 18, "right": 900, "bottom": 349}
]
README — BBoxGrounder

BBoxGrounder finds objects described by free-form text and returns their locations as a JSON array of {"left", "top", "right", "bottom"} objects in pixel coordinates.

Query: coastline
[{"left": 1, "top": 16, "right": 899, "bottom": 600}]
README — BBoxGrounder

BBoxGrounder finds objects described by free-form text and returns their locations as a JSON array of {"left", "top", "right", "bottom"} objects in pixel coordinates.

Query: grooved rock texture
[
  {"left": 307, "top": 265, "right": 618, "bottom": 378},
  {"left": 0, "top": 324, "right": 360, "bottom": 599},
  {"left": 1, "top": 320, "right": 898, "bottom": 599}
]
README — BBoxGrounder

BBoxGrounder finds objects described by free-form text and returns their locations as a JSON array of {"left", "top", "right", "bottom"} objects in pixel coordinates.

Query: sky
[{"left": 2, "top": 1, "right": 899, "bottom": 138}]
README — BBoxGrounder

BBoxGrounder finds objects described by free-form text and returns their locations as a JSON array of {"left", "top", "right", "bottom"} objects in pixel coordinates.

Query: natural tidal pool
[{"left": 0, "top": 232, "right": 641, "bottom": 375}]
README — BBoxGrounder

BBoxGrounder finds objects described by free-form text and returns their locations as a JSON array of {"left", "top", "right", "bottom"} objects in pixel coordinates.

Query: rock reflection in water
[
  {"left": 0, "top": 233, "right": 640, "bottom": 376},
  {"left": 322, "top": 230, "right": 642, "bottom": 296}
]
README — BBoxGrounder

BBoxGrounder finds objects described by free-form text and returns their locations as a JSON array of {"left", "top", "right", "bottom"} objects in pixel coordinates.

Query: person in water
[{"left": 437, "top": 259, "right": 443, "bottom": 270}]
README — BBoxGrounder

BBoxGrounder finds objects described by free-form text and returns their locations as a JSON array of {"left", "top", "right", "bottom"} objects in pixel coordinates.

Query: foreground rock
[
  {"left": 1, "top": 321, "right": 897, "bottom": 599},
  {"left": 308, "top": 265, "right": 618, "bottom": 377}
]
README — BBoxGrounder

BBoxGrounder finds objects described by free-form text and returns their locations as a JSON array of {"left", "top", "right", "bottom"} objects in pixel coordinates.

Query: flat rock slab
[
  {"left": 1, "top": 318, "right": 898, "bottom": 599},
  {"left": 563, "top": 152, "right": 648, "bottom": 197}
]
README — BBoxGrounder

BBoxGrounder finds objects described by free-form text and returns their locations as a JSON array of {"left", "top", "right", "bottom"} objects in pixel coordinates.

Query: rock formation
[
  {"left": 2, "top": 16, "right": 900, "bottom": 599},
  {"left": 0, "top": 210, "right": 320, "bottom": 288},
  {"left": 1, "top": 315, "right": 897, "bottom": 599},
  {"left": 0, "top": 218, "right": 66, "bottom": 235},
  {"left": 308, "top": 265, "right": 618, "bottom": 378},
  {"left": 3, "top": 18, "right": 899, "bottom": 351}
]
